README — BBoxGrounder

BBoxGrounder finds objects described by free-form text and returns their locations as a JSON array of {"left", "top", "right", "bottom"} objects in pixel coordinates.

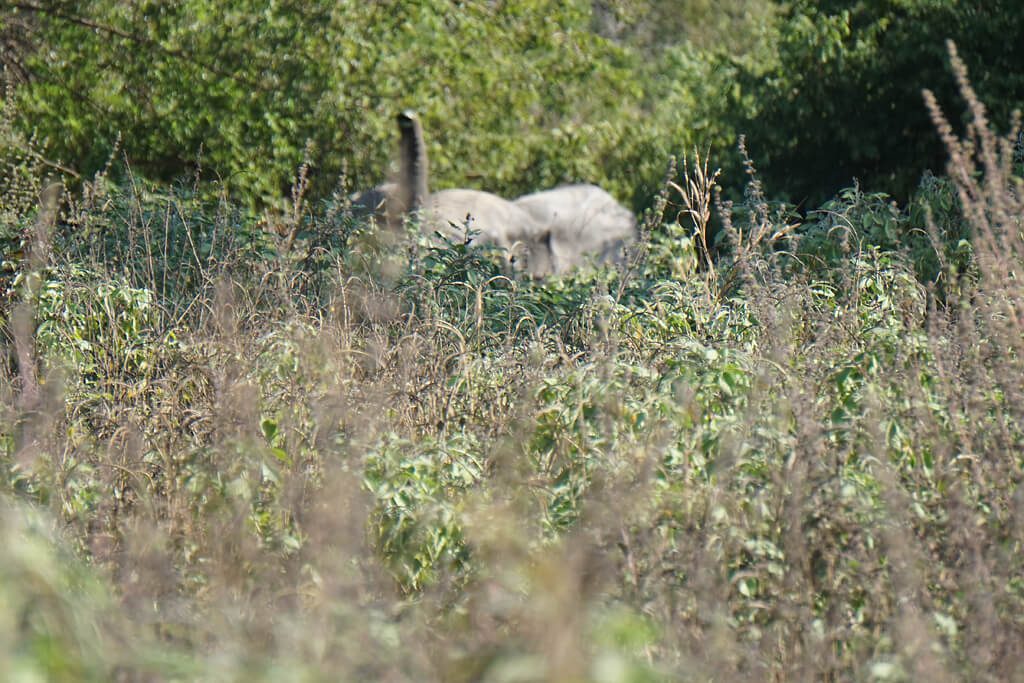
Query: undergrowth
[{"left": 2, "top": 47, "right": 1024, "bottom": 682}]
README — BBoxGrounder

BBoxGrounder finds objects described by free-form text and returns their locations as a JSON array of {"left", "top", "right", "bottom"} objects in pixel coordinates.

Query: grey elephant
[
  {"left": 513, "top": 183, "right": 637, "bottom": 273},
  {"left": 353, "top": 111, "right": 555, "bottom": 277}
]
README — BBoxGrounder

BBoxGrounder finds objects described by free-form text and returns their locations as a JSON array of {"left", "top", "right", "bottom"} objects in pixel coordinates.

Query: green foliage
[
  {"left": 398, "top": 232, "right": 599, "bottom": 352},
  {"left": 5, "top": 9, "right": 1024, "bottom": 682},
  {"left": 742, "top": 0, "right": 1024, "bottom": 204},
  {"left": 364, "top": 433, "right": 483, "bottom": 592},
  {"left": 1, "top": 166, "right": 1023, "bottom": 678},
  {"left": 10, "top": 0, "right": 1021, "bottom": 213},
  {"left": 0, "top": 502, "right": 115, "bottom": 681},
  {"left": 0, "top": 0, "right": 777, "bottom": 215},
  {"left": 9, "top": 0, "right": 659, "bottom": 205},
  {"left": 33, "top": 265, "right": 168, "bottom": 389},
  {"left": 793, "top": 177, "right": 970, "bottom": 287},
  {"left": 592, "top": 0, "right": 779, "bottom": 57},
  {"left": 0, "top": 99, "right": 53, "bottom": 308}
]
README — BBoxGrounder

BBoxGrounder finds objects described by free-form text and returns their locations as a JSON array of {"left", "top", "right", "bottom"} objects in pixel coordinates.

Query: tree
[
  {"left": 741, "top": 0, "right": 1024, "bottom": 207},
  {"left": 6, "top": 1, "right": 649, "bottom": 205}
]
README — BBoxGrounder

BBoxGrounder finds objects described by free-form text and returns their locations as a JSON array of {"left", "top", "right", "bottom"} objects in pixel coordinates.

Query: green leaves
[
  {"left": 34, "top": 265, "right": 168, "bottom": 397},
  {"left": 364, "top": 433, "right": 483, "bottom": 591},
  {"left": 742, "top": 0, "right": 1024, "bottom": 205},
  {"left": 6, "top": 0, "right": 664, "bottom": 205}
]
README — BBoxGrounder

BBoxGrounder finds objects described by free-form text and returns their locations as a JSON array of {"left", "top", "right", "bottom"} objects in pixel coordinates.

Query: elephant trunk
[{"left": 397, "top": 110, "right": 429, "bottom": 214}]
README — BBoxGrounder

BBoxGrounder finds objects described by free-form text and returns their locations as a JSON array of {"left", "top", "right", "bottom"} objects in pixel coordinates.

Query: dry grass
[{"left": 2, "top": 44, "right": 1024, "bottom": 682}]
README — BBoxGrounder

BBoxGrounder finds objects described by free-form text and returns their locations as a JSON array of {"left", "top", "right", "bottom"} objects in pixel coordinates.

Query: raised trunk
[{"left": 397, "top": 110, "right": 429, "bottom": 214}]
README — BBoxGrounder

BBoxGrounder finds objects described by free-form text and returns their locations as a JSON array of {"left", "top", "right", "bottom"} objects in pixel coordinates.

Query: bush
[
  {"left": 740, "top": 0, "right": 1024, "bottom": 205},
  {"left": 7, "top": 1, "right": 648, "bottom": 205}
]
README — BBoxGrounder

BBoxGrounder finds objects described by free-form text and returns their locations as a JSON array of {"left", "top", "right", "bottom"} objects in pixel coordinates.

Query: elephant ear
[{"left": 350, "top": 183, "right": 394, "bottom": 214}]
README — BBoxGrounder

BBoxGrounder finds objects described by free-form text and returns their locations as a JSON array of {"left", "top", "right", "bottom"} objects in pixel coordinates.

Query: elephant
[
  {"left": 349, "top": 182, "right": 397, "bottom": 225},
  {"left": 394, "top": 110, "right": 555, "bottom": 277},
  {"left": 513, "top": 183, "right": 637, "bottom": 273}
]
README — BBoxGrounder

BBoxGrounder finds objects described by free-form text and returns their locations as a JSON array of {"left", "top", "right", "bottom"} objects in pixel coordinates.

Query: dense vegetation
[
  {"left": 6, "top": 0, "right": 1020, "bottom": 207},
  {"left": 2, "top": 1, "right": 1024, "bottom": 680}
]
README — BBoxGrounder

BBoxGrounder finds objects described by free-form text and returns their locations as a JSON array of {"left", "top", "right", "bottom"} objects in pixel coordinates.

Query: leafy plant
[{"left": 741, "top": 0, "right": 1024, "bottom": 205}]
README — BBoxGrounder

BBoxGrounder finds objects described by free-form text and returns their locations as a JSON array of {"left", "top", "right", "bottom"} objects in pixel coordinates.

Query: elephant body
[
  {"left": 420, "top": 188, "right": 555, "bottom": 275},
  {"left": 513, "top": 184, "right": 637, "bottom": 273},
  {"left": 351, "top": 113, "right": 636, "bottom": 278}
]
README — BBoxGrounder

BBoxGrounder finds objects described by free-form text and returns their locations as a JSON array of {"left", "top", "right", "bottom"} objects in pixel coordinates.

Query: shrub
[{"left": 740, "top": 0, "right": 1024, "bottom": 205}]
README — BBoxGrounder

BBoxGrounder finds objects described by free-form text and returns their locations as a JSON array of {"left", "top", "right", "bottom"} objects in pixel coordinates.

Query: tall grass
[{"left": 2, "top": 45, "right": 1024, "bottom": 681}]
